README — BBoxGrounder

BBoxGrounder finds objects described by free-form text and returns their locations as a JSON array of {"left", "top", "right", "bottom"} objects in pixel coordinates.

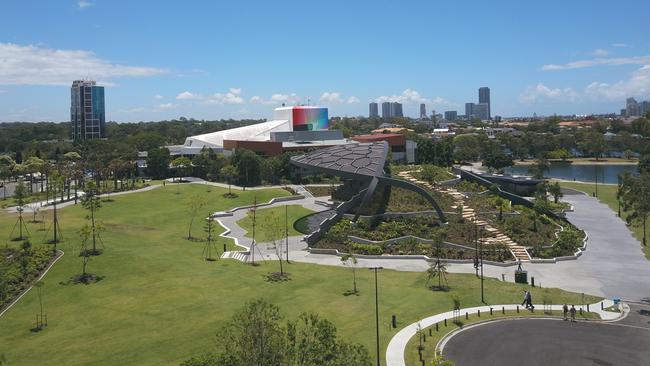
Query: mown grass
[
  {"left": 236, "top": 204, "right": 314, "bottom": 242},
  {"left": 558, "top": 181, "right": 648, "bottom": 260},
  {"left": 0, "top": 183, "right": 599, "bottom": 366}
]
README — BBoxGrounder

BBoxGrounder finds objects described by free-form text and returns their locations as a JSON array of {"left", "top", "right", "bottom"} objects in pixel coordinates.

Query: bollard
[
  {"left": 444, "top": 318, "right": 447, "bottom": 327},
  {"left": 478, "top": 310, "right": 481, "bottom": 317},
  {"left": 502, "top": 306, "right": 505, "bottom": 315},
  {"left": 502, "top": 273, "right": 505, "bottom": 281},
  {"left": 490, "top": 307, "right": 493, "bottom": 315},
  {"left": 587, "top": 304, "right": 590, "bottom": 312},
  {"left": 601, "top": 302, "right": 603, "bottom": 310},
  {"left": 531, "top": 277, "right": 535, "bottom": 287},
  {"left": 429, "top": 328, "right": 432, "bottom": 336},
  {"left": 422, "top": 360, "right": 425, "bottom": 366},
  {"left": 423, "top": 335, "right": 426, "bottom": 342},
  {"left": 517, "top": 306, "right": 519, "bottom": 313},
  {"left": 580, "top": 308, "right": 583, "bottom": 315},
  {"left": 392, "top": 315, "right": 397, "bottom": 329},
  {"left": 465, "top": 312, "right": 469, "bottom": 320},
  {"left": 436, "top": 323, "right": 439, "bottom": 332}
]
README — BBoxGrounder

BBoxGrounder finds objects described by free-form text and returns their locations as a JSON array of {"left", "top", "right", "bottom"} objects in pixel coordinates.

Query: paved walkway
[
  {"left": 5, "top": 184, "right": 162, "bottom": 213},
  {"left": 385, "top": 299, "right": 619, "bottom": 366}
]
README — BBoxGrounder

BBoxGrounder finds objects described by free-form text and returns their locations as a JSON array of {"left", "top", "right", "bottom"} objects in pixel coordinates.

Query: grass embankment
[
  {"left": 557, "top": 181, "right": 648, "bottom": 260},
  {"left": 304, "top": 185, "right": 334, "bottom": 197},
  {"left": 405, "top": 308, "right": 601, "bottom": 365},
  {"left": 236, "top": 204, "right": 314, "bottom": 242},
  {"left": 0, "top": 183, "right": 599, "bottom": 366}
]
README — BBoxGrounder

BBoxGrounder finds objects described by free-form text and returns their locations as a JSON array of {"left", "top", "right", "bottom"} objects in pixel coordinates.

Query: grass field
[
  {"left": 557, "top": 181, "right": 648, "bottom": 260},
  {"left": 0, "top": 183, "right": 600, "bottom": 366},
  {"left": 236, "top": 204, "right": 314, "bottom": 242}
]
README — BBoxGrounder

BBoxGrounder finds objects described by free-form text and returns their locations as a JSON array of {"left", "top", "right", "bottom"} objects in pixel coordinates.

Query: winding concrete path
[{"left": 385, "top": 299, "right": 620, "bottom": 366}]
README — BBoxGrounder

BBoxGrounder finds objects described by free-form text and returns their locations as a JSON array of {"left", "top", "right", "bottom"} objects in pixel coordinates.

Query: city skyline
[{"left": 1, "top": 1, "right": 650, "bottom": 122}]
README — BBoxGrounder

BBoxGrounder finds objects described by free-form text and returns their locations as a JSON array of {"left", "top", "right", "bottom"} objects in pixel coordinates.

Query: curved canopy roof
[{"left": 290, "top": 141, "right": 388, "bottom": 178}]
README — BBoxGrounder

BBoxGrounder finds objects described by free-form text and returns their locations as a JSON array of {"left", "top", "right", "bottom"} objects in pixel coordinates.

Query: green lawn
[
  {"left": 0, "top": 183, "right": 599, "bottom": 366},
  {"left": 557, "top": 181, "right": 648, "bottom": 260},
  {"left": 236, "top": 204, "right": 314, "bottom": 242}
]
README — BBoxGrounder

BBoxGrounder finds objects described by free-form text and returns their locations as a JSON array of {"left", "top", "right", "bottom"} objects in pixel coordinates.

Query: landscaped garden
[{"left": 0, "top": 182, "right": 600, "bottom": 366}]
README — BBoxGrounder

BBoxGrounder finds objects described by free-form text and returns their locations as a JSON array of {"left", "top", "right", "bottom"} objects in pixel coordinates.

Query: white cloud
[
  {"left": 347, "top": 96, "right": 360, "bottom": 104},
  {"left": 158, "top": 103, "right": 177, "bottom": 110},
  {"left": 593, "top": 49, "right": 609, "bottom": 57},
  {"left": 154, "top": 94, "right": 163, "bottom": 100},
  {"left": 612, "top": 43, "right": 628, "bottom": 48},
  {"left": 251, "top": 93, "right": 300, "bottom": 105},
  {"left": 541, "top": 55, "right": 650, "bottom": 71},
  {"left": 0, "top": 43, "right": 167, "bottom": 85},
  {"left": 519, "top": 83, "right": 578, "bottom": 104},
  {"left": 319, "top": 92, "right": 344, "bottom": 104},
  {"left": 375, "top": 89, "right": 456, "bottom": 107},
  {"left": 78, "top": 1, "right": 93, "bottom": 9},
  {"left": 584, "top": 65, "right": 650, "bottom": 101},
  {"left": 0, "top": 89, "right": 7, "bottom": 94},
  {"left": 176, "top": 91, "right": 202, "bottom": 100},
  {"left": 176, "top": 88, "right": 244, "bottom": 104}
]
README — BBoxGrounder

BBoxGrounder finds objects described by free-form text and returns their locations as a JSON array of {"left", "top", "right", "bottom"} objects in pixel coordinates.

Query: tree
[
  {"left": 341, "top": 253, "right": 358, "bottom": 294},
  {"left": 639, "top": 154, "right": 650, "bottom": 174},
  {"left": 220, "top": 165, "right": 238, "bottom": 197},
  {"left": 187, "top": 194, "right": 208, "bottom": 240},
  {"left": 482, "top": 146, "right": 513, "bottom": 172},
  {"left": 23, "top": 156, "right": 44, "bottom": 194},
  {"left": 232, "top": 149, "right": 262, "bottom": 187},
  {"left": 453, "top": 134, "right": 480, "bottom": 163},
  {"left": 620, "top": 172, "right": 650, "bottom": 246},
  {"left": 202, "top": 217, "right": 218, "bottom": 261},
  {"left": 80, "top": 181, "right": 102, "bottom": 255},
  {"left": 0, "top": 155, "right": 15, "bottom": 200},
  {"left": 494, "top": 196, "right": 509, "bottom": 221},
  {"left": 578, "top": 132, "right": 607, "bottom": 160},
  {"left": 171, "top": 156, "right": 192, "bottom": 183},
  {"left": 548, "top": 182, "right": 563, "bottom": 204},
  {"left": 426, "top": 232, "right": 448, "bottom": 290},
  {"left": 11, "top": 181, "right": 29, "bottom": 240},
  {"left": 146, "top": 147, "right": 171, "bottom": 179},
  {"left": 181, "top": 299, "right": 370, "bottom": 366},
  {"left": 528, "top": 157, "right": 549, "bottom": 179},
  {"left": 77, "top": 224, "right": 93, "bottom": 282}
]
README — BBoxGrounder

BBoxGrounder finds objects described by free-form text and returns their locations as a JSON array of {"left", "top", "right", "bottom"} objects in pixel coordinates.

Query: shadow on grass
[
  {"left": 343, "top": 289, "right": 360, "bottom": 296},
  {"left": 59, "top": 274, "right": 104, "bottom": 286}
]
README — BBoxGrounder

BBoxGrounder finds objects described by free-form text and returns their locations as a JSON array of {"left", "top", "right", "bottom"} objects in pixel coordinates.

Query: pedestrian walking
[
  {"left": 570, "top": 305, "right": 576, "bottom": 322},
  {"left": 526, "top": 291, "right": 534, "bottom": 310},
  {"left": 522, "top": 291, "right": 529, "bottom": 307},
  {"left": 563, "top": 304, "right": 569, "bottom": 321}
]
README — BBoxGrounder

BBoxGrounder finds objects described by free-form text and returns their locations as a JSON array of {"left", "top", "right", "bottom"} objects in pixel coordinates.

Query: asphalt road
[{"left": 443, "top": 318, "right": 650, "bottom": 366}]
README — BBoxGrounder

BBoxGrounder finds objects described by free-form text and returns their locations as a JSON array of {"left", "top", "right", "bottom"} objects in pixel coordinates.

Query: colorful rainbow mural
[{"left": 292, "top": 106, "right": 328, "bottom": 131}]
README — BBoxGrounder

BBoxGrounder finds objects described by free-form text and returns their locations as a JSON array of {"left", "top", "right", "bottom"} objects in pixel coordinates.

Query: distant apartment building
[
  {"left": 465, "top": 103, "right": 474, "bottom": 119},
  {"left": 381, "top": 101, "right": 403, "bottom": 118},
  {"left": 444, "top": 111, "right": 457, "bottom": 121},
  {"left": 640, "top": 101, "right": 650, "bottom": 116},
  {"left": 626, "top": 97, "right": 639, "bottom": 117},
  {"left": 478, "top": 87, "right": 491, "bottom": 120},
  {"left": 474, "top": 103, "right": 489, "bottom": 120},
  {"left": 420, "top": 103, "right": 427, "bottom": 119},
  {"left": 71, "top": 80, "right": 105, "bottom": 140},
  {"left": 369, "top": 102, "right": 379, "bottom": 118}
]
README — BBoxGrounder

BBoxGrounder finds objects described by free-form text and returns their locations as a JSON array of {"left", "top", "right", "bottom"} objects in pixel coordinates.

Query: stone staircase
[
  {"left": 396, "top": 170, "right": 531, "bottom": 262},
  {"left": 221, "top": 251, "right": 250, "bottom": 262}
]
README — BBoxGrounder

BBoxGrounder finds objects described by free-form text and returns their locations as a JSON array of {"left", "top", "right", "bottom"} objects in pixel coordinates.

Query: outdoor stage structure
[{"left": 290, "top": 141, "right": 447, "bottom": 245}]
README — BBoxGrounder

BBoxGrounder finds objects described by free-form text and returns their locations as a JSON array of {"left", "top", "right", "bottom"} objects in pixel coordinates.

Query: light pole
[
  {"left": 369, "top": 266, "right": 383, "bottom": 366},
  {"left": 594, "top": 165, "right": 598, "bottom": 197},
  {"left": 479, "top": 227, "right": 485, "bottom": 303}
]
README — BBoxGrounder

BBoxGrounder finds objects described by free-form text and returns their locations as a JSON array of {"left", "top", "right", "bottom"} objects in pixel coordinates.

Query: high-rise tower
[{"left": 71, "top": 80, "right": 105, "bottom": 140}]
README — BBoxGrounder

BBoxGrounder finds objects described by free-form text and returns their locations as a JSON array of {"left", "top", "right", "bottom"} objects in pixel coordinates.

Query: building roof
[
  {"left": 183, "top": 119, "right": 291, "bottom": 148},
  {"left": 291, "top": 142, "right": 388, "bottom": 177},
  {"left": 370, "top": 127, "right": 412, "bottom": 134}
]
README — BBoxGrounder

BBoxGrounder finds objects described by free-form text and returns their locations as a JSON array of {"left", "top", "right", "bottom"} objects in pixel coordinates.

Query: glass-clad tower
[{"left": 71, "top": 80, "right": 105, "bottom": 140}]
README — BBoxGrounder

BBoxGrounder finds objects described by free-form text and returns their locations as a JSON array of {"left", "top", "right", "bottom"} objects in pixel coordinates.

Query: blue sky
[{"left": 1, "top": 0, "right": 649, "bottom": 122}]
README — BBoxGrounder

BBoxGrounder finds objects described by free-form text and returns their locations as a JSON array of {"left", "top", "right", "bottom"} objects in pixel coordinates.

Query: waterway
[{"left": 505, "top": 164, "right": 637, "bottom": 184}]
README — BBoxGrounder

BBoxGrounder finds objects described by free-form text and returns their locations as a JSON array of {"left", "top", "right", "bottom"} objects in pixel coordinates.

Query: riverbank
[{"left": 514, "top": 158, "right": 637, "bottom": 166}]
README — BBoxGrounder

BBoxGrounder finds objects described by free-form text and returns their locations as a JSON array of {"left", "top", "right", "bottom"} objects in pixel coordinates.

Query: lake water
[{"left": 504, "top": 164, "right": 638, "bottom": 184}]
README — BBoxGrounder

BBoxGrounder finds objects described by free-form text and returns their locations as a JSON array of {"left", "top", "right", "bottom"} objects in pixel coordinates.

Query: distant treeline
[{"left": 0, "top": 118, "right": 264, "bottom": 158}]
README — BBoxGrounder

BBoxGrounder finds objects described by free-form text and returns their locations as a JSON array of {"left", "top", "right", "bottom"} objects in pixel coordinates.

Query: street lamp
[
  {"left": 473, "top": 217, "right": 485, "bottom": 303},
  {"left": 369, "top": 266, "right": 383, "bottom": 366}
]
